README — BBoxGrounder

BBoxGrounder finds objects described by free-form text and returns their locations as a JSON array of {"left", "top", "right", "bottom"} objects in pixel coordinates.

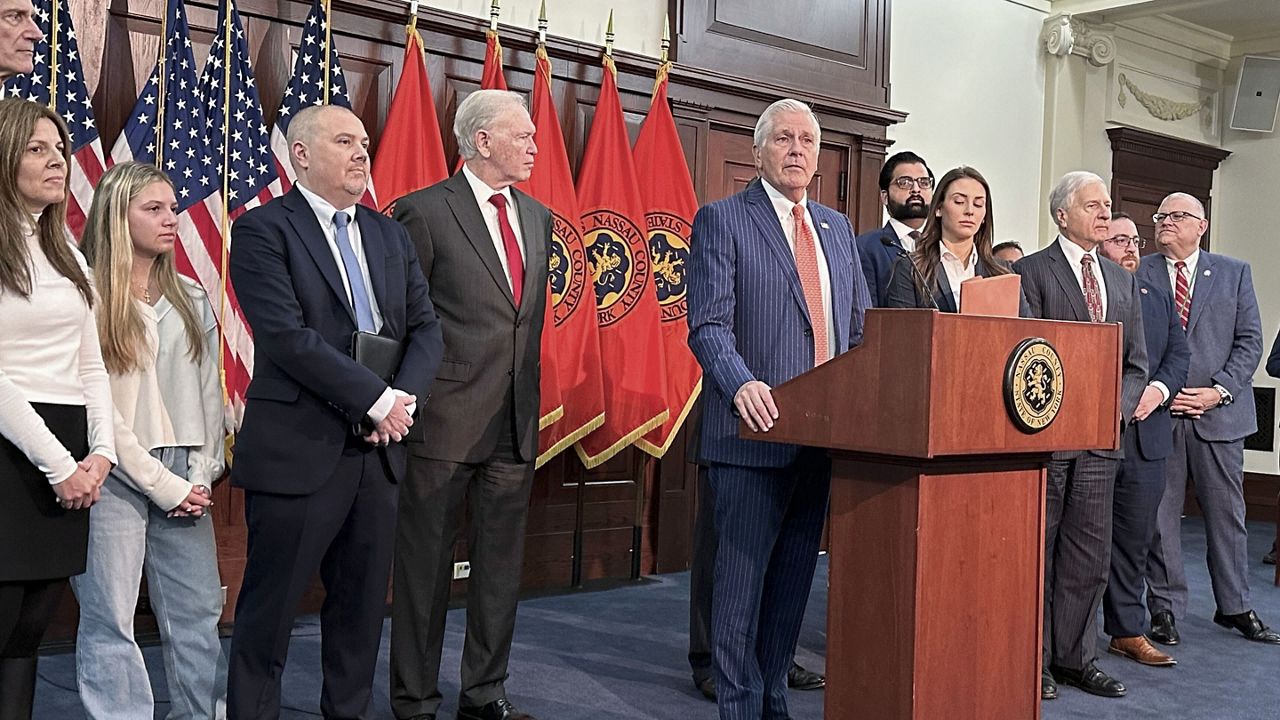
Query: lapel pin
[
  {"left": 1204, "top": 270, "right": 1211, "bottom": 276},
  {"left": 1140, "top": 287, "right": 1148, "bottom": 294},
  {"left": 819, "top": 221, "right": 829, "bottom": 229}
]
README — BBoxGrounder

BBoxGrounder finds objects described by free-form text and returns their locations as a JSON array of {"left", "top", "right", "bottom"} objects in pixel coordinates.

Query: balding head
[
  {"left": 287, "top": 104, "right": 370, "bottom": 208},
  {"left": 1154, "top": 191, "right": 1208, "bottom": 261}
]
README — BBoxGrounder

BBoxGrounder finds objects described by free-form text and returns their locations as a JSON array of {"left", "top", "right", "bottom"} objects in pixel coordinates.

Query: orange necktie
[{"left": 790, "top": 204, "right": 829, "bottom": 365}]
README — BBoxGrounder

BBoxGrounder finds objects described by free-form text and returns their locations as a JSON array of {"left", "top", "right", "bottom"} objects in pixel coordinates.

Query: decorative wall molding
[
  {"left": 1117, "top": 72, "right": 1211, "bottom": 122},
  {"left": 1042, "top": 13, "right": 1116, "bottom": 66}
]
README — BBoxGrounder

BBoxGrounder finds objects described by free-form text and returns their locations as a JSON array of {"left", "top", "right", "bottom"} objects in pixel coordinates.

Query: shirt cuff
[
  {"left": 392, "top": 388, "right": 418, "bottom": 417},
  {"left": 366, "top": 387, "right": 396, "bottom": 425},
  {"left": 1150, "top": 381, "right": 1170, "bottom": 405}
]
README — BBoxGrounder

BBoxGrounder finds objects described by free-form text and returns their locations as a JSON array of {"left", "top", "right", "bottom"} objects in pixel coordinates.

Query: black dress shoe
[
  {"left": 693, "top": 675, "right": 716, "bottom": 701},
  {"left": 1051, "top": 663, "right": 1126, "bottom": 698},
  {"left": 1149, "top": 610, "right": 1180, "bottom": 646},
  {"left": 787, "top": 662, "right": 825, "bottom": 690},
  {"left": 1040, "top": 670, "right": 1057, "bottom": 701},
  {"left": 1214, "top": 609, "right": 1280, "bottom": 644},
  {"left": 456, "top": 698, "right": 535, "bottom": 720}
]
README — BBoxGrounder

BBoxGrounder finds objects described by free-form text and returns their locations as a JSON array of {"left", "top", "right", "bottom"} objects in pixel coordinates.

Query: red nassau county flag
[
  {"left": 372, "top": 21, "right": 448, "bottom": 211},
  {"left": 574, "top": 56, "right": 668, "bottom": 468},
  {"left": 517, "top": 46, "right": 606, "bottom": 467},
  {"left": 632, "top": 62, "right": 702, "bottom": 458}
]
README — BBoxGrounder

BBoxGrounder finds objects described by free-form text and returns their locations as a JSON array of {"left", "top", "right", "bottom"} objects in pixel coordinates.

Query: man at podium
[
  {"left": 686, "top": 98, "right": 871, "bottom": 720},
  {"left": 1014, "top": 171, "right": 1148, "bottom": 701}
]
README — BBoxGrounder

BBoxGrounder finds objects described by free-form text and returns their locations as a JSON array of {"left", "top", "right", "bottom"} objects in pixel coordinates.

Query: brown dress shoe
[{"left": 1108, "top": 636, "right": 1177, "bottom": 667}]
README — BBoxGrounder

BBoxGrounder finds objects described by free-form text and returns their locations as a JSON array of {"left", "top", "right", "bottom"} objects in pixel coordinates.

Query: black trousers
[
  {"left": 1103, "top": 427, "right": 1166, "bottom": 638},
  {"left": 390, "top": 431, "right": 534, "bottom": 718},
  {"left": 227, "top": 444, "right": 397, "bottom": 720}
]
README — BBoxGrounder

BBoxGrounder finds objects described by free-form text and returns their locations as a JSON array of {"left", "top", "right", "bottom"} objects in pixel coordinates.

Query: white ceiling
[{"left": 1059, "top": 0, "right": 1280, "bottom": 50}]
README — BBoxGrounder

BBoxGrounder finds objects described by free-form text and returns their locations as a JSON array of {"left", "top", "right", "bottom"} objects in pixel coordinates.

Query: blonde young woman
[
  {"left": 75, "top": 161, "right": 226, "bottom": 718},
  {"left": 0, "top": 98, "right": 115, "bottom": 720}
]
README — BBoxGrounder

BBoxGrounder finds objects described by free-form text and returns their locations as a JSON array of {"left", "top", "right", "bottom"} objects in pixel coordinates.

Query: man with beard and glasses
[
  {"left": 855, "top": 151, "right": 933, "bottom": 307},
  {"left": 1096, "top": 211, "right": 1188, "bottom": 671}
]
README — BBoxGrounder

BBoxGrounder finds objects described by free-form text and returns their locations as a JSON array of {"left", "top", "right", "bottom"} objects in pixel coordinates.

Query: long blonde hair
[
  {"left": 81, "top": 162, "right": 206, "bottom": 375},
  {"left": 0, "top": 99, "right": 92, "bottom": 306}
]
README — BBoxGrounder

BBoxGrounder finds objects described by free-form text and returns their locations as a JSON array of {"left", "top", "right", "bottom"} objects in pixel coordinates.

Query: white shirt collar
[
  {"left": 941, "top": 243, "right": 978, "bottom": 270},
  {"left": 296, "top": 181, "right": 357, "bottom": 228},
  {"left": 888, "top": 217, "right": 921, "bottom": 242},
  {"left": 760, "top": 177, "right": 808, "bottom": 216},
  {"left": 1165, "top": 248, "right": 1201, "bottom": 275},
  {"left": 462, "top": 163, "right": 514, "bottom": 210},
  {"left": 1056, "top": 234, "right": 1100, "bottom": 268}
]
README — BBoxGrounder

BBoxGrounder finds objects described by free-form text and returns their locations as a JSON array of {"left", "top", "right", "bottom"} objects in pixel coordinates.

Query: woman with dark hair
[
  {"left": 0, "top": 98, "right": 115, "bottom": 716},
  {"left": 885, "top": 165, "right": 1029, "bottom": 316},
  {"left": 75, "top": 160, "right": 226, "bottom": 718}
]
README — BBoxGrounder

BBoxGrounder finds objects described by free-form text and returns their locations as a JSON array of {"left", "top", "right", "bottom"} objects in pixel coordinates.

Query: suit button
[
  {"left": 507, "top": 369, "right": 514, "bottom": 376},
  {"left": 515, "top": 319, "right": 522, "bottom": 329},
  {"left": 804, "top": 328, "right": 813, "bottom": 337}
]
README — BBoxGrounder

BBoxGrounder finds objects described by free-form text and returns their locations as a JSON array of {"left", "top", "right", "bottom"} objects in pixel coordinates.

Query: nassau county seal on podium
[{"left": 1003, "top": 337, "right": 1065, "bottom": 434}]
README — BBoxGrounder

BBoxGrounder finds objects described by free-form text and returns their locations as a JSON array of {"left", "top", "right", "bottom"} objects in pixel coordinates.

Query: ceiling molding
[{"left": 1114, "top": 14, "right": 1232, "bottom": 66}]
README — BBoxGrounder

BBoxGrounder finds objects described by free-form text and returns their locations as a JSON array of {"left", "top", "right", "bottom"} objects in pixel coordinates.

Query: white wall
[
  {"left": 1212, "top": 70, "right": 1280, "bottom": 474},
  {"left": 888, "top": 0, "right": 1049, "bottom": 249},
  {"left": 420, "top": 0, "right": 667, "bottom": 58}
]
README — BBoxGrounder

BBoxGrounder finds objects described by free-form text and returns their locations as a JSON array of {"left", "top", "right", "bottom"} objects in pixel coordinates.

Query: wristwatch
[{"left": 1213, "top": 384, "right": 1233, "bottom": 407}]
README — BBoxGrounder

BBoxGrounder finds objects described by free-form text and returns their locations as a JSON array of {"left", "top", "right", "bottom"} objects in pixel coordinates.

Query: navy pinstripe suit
[{"left": 687, "top": 178, "right": 870, "bottom": 720}]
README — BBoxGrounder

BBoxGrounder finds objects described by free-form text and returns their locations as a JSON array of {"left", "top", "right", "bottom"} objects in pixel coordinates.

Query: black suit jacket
[
  {"left": 884, "top": 253, "right": 1031, "bottom": 316},
  {"left": 229, "top": 187, "right": 443, "bottom": 494},
  {"left": 1267, "top": 328, "right": 1280, "bottom": 379},
  {"left": 392, "top": 171, "right": 552, "bottom": 464},
  {"left": 1133, "top": 280, "right": 1190, "bottom": 462},
  {"left": 1014, "top": 240, "right": 1148, "bottom": 459}
]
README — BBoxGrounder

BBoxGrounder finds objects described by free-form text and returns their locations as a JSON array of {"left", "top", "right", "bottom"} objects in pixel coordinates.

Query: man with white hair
[
  {"left": 0, "top": 0, "right": 42, "bottom": 81},
  {"left": 389, "top": 89, "right": 551, "bottom": 720},
  {"left": 1138, "top": 192, "right": 1278, "bottom": 646},
  {"left": 1014, "top": 171, "right": 1148, "bottom": 701},
  {"left": 687, "top": 98, "right": 870, "bottom": 720}
]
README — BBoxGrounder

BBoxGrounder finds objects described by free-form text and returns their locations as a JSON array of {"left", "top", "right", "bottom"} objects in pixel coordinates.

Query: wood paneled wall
[{"left": 44, "top": 0, "right": 900, "bottom": 643}]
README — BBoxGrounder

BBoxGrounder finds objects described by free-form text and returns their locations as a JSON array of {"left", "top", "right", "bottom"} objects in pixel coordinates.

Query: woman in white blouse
[
  {"left": 885, "top": 166, "right": 1028, "bottom": 316},
  {"left": 0, "top": 100, "right": 116, "bottom": 713},
  {"left": 75, "top": 161, "right": 226, "bottom": 718}
]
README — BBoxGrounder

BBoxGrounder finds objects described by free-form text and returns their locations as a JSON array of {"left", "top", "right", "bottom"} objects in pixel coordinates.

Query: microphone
[{"left": 882, "top": 235, "right": 939, "bottom": 310}]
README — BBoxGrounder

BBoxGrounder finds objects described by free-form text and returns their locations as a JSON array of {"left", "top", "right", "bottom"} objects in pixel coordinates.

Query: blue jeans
[{"left": 70, "top": 447, "right": 227, "bottom": 719}]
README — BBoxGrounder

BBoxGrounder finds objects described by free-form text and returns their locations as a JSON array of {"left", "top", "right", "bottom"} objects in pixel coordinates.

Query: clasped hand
[
  {"left": 1169, "top": 386, "right": 1223, "bottom": 418},
  {"left": 364, "top": 393, "right": 417, "bottom": 446},
  {"left": 52, "top": 453, "right": 112, "bottom": 510}
]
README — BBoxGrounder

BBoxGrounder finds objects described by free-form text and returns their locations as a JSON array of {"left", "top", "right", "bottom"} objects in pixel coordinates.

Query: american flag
[
  {"left": 269, "top": 0, "right": 377, "bottom": 208},
  {"left": 192, "top": 0, "right": 279, "bottom": 427},
  {"left": 109, "top": 0, "right": 252, "bottom": 430},
  {"left": 2, "top": 0, "right": 105, "bottom": 240}
]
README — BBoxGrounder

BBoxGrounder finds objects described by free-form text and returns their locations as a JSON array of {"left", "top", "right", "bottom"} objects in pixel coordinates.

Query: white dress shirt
[
  {"left": 295, "top": 182, "right": 402, "bottom": 424},
  {"left": 761, "top": 179, "right": 836, "bottom": 362},
  {"left": 1164, "top": 249, "right": 1201, "bottom": 301},
  {"left": 940, "top": 243, "right": 978, "bottom": 306},
  {"left": 1056, "top": 235, "right": 1108, "bottom": 319},
  {"left": 888, "top": 217, "right": 922, "bottom": 253},
  {"left": 461, "top": 163, "right": 525, "bottom": 292}
]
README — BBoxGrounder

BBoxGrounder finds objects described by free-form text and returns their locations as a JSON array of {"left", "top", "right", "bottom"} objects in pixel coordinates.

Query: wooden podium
[{"left": 745, "top": 309, "right": 1123, "bottom": 720}]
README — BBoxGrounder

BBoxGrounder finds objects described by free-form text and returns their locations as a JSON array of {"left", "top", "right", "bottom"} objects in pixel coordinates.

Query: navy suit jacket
[
  {"left": 1137, "top": 252, "right": 1262, "bottom": 443},
  {"left": 688, "top": 179, "right": 871, "bottom": 468},
  {"left": 884, "top": 254, "right": 1031, "bottom": 317},
  {"left": 1268, "top": 329, "right": 1280, "bottom": 378},
  {"left": 854, "top": 222, "right": 900, "bottom": 308},
  {"left": 1133, "top": 280, "right": 1190, "bottom": 462},
  {"left": 1014, "top": 240, "right": 1148, "bottom": 460},
  {"left": 229, "top": 187, "right": 444, "bottom": 494}
]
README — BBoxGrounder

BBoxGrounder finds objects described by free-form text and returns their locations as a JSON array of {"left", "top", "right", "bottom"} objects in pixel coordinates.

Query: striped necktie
[{"left": 1174, "top": 260, "right": 1190, "bottom": 330}]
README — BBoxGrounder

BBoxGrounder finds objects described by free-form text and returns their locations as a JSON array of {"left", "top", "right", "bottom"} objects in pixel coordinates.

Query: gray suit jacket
[
  {"left": 1014, "top": 239, "right": 1148, "bottom": 459},
  {"left": 1138, "top": 252, "right": 1262, "bottom": 443},
  {"left": 392, "top": 171, "right": 552, "bottom": 464}
]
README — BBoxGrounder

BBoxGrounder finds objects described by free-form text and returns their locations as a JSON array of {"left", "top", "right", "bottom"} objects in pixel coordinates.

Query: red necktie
[
  {"left": 487, "top": 193, "right": 524, "bottom": 306},
  {"left": 790, "top": 204, "right": 829, "bottom": 366},
  {"left": 1080, "top": 254, "right": 1104, "bottom": 323},
  {"left": 1174, "top": 260, "right": 1190, "bottom": 330}
]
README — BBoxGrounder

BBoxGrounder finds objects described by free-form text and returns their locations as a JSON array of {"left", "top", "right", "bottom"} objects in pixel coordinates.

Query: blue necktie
[{"left": 333, "top": 211, "right": 375, "bottom": 332}]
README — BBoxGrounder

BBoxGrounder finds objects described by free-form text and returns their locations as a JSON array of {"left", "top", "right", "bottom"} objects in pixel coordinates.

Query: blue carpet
[{"left": 33, "top": 518, "right": 1278, "bottom": 719}]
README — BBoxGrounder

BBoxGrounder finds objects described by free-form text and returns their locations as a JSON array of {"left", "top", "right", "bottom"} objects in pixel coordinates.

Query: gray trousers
[
  {"left": 1043, "top": 453, "right": 1118, "bottom": 671},
  {"left": 1146, "top": 418, "right": 1251, "bottom": 618}
]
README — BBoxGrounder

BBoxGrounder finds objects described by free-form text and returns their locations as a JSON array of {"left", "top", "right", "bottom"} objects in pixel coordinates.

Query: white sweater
[
  {"left": 109, "top": 276, "right": 225, "bottom": 510},
  {"left": 0, "top": 231, "right": 116, "bottom": 482}
]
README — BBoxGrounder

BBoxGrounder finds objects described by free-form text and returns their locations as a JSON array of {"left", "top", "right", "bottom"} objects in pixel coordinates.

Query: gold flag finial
[
  {"left": 605, "top": 9, "right": 615, "bottom": 57},
  {"left": 489, "top": 0, "right": 500, "bottom": 32},
  {"left": 661, "top": 14, "right": 670, "bottom": 63},
  {"left": 537, "top": 0, "right": 547, "bottom": 45}
]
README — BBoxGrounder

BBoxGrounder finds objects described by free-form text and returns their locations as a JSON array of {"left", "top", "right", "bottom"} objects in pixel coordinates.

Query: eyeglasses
[
  {"left": 1105, "top": 235, "right": 1145, "bottom": 249},
  {"left": 892, "top": 176, "right": 934, "bottom": 191},
  {"left": 1152, "top": 211, "right": 1202, "bottom": 224}
]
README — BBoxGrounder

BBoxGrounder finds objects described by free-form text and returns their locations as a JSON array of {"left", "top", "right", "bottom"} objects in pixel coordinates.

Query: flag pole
[
  {"left": 654, "top": 14, "right": 670, "bottom": 97},
  {"left": 322, "top": 0, "right": 332, "bottom": 102},
  {"left": 47, "top": 0, "right": 59, "bottom": 107},
  {"left": 154, "top": 2, "right": 169, "bottom": 170},
  {"left": 489, "top": 0, "right": 500, "bottom": 33},
  {"left": 217, "top": 3, "right": 234, "bottom": 422},
  {"left": 537, "top": 0, "right": 547, "bottom": 46}
]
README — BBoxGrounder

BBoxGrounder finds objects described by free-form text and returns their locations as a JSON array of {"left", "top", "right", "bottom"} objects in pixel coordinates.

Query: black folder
[{"left": 351, "top": 331, "right": 404, "bottom": 435}]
